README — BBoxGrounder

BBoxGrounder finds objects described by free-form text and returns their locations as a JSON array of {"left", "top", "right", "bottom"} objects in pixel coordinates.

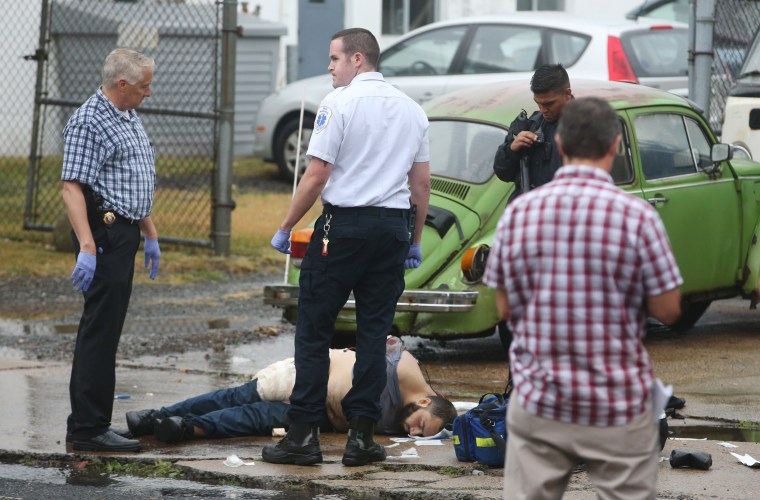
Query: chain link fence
[
  {"left": 1, "top": 0, "right": 224, "bottom": 246},
  {"left": 711, "top": 0, "right": 760, "bottom": 132}
]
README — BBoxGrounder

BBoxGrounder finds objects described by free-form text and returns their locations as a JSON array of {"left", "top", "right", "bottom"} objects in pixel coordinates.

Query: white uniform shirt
[{"left": 306, "top": 72, "right": 429, "bottom": 209}]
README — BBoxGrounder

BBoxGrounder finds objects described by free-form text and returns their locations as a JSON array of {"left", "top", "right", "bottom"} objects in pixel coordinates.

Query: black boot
[
  {"left": 342, "top": 416, "right": 386, "bottom": 467},
  {"left": 154, "top": 416, "right": 195, "bottom": 443},
  {"left": 261, "top": 422, "right": 322, "bottom": 465},
  {"left": 126, "top": 409, "right": 160, "bottom": 437}
]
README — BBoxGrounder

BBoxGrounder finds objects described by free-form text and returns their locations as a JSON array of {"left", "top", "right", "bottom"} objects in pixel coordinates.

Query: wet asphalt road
[{"left": 1, "top": 275, "right": 760, "bottom": 498}]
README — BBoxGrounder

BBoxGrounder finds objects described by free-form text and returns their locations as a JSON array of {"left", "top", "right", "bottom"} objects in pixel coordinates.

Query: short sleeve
[{"left": 638, "top": 211, "right": 683, "bottom": 297}]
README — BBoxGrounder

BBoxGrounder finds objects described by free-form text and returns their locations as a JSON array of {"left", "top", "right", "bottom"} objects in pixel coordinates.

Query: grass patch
[
  {"left": 0, "top": 157, "right": 322, "bottom": 283},
  {"left": 85, "top": 459, "right": 184, "bottom": 479}
]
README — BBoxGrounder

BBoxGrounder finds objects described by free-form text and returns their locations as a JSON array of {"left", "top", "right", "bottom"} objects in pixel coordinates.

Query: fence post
[
  {"left": 693, "top": 0, "right": 716, "bottom": 123},
  {"left": 213, "top": 0, "right": 237, "bottom": 256}
]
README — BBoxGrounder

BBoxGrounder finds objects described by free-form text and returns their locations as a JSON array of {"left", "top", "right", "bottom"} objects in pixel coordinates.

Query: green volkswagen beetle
[{"left": 264, "top": 79, "right": 760, "bottom": 345}]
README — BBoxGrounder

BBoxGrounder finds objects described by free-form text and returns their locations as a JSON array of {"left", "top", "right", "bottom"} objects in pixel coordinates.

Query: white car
[{"left": 253, "top": 13, "right": 688, "bottom": 179}]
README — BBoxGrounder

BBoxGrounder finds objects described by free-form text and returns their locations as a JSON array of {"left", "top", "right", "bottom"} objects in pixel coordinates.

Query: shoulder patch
[{"left": 314, "top": 106, "right": 332, "bottom": 134}]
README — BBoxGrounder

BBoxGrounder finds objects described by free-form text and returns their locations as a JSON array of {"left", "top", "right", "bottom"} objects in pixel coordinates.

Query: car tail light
[
  {"left": 608, "top": 35, "right": 638, "bottom": 84},
  {"left": 290, "top": 228, "right": 314, "bottom": 263},
  {"left": 461, "top": 244, "right": 490, "bottom": 283}
]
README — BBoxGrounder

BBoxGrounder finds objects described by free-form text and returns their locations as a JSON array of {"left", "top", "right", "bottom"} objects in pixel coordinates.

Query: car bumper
[{"left": 263, "top": 285, "right": 478, "bottom": 312}]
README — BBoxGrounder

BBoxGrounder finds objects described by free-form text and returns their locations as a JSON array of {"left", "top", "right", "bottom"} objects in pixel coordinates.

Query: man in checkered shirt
[
  {"left": 484, "top": 97, "right": 683, "bottom": 499},
  {"left": 61, "top": 48, "right": 160, "bottom": 453}
]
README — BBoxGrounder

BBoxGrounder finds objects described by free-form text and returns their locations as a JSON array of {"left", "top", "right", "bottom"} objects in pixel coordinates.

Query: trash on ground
[
  {"left": 669, "top": 449, "right": 712, "bottom": 470},
  {"left": 718, "top": 442, "right": 739, "bottom": 448},
  {"left": 223, "top": 454, "right": 256, "bottom": 467},
  {"left": 472, "top": 469, "right": 484, "bottom": 476},
  {"left": 454, "top": 401, "right": 478, "bottom": 411},
  {"left": 730, "top": 452, "right": 760, "bottom": 468},
  {"left": 416, "top": 440, "right": 443, "bottom": 446},
  {"left": 387, "top": 447, "right": 420, "bottom": 460},
  {"left": 114, "top": 394, "right": 130, "bottom": 400},
  {"left": 385, "top": 443, "right": 400, "bottom": 448}
]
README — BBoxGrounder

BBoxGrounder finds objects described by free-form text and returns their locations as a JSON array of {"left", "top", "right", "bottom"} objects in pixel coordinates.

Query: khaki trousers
[{"left": 504, "top": 399, "right": 658, "bottom": 500}]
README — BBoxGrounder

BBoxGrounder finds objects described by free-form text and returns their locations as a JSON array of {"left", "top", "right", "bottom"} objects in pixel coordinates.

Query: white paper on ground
[
  {"left": 454, "top": 401, "right": 478, "bottom": 411},
  {"left": 730, "top": 452, "right": 760, "bottom": 468},
  {"left": 415, "top": 440, "right": 443, "bottom": 446},
  {"left": 718, "top": 442, "right": 739, "bottom": 448},
  {"left": 223, "top": 454, "right": 256, "bottom": 467},
  {"left": 651, "top": 378, "right": 673, "bottom": 423}
]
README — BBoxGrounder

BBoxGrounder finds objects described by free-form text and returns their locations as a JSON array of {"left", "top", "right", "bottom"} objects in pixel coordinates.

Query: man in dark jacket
[{"left": 493, "top": 64, "right": 573, "bottom": 196}]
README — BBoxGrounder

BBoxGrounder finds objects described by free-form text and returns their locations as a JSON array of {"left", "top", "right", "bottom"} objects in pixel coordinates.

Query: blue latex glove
[
  {"left": 144, "top": 237, "right": 160, "bottom": 280},
  {"left": 271, "top": 229, "right": 291, "bottom": 254},
  {"left": 71, "top": 252, "right": 96, "bottom": 292},
  {"left": 404, "top": 243, "right": 422, "bottom": 269}
]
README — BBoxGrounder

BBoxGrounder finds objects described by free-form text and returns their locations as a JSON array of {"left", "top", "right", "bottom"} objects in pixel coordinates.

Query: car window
[
  {"left": 462, "top": 25, "right": 541, "bottom": 73},
  {"left": 429, "top": 120, "right": 504, "bottom": 184},
  {"left": 620, "top": 28, "right": 688, "bottom": 78},
  {"left": 634, "top": 113, "right": 699, "bottom": 179},
  {"left": 612, "top": 119, "right": 635, "bottom": 185},
  {"left": 683, "top": 117, "right": 714, "bottom": 169},
  {"left": 378, "top": 26, "right": 467, "bottom": 77},
  {"left": 547, "top": 30, "right": 590, "bottom": 68}
]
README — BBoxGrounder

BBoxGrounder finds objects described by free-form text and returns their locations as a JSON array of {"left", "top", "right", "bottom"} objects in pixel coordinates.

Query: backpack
[{"left": 452, "top": 392, "right": 508, "bottom": 467}]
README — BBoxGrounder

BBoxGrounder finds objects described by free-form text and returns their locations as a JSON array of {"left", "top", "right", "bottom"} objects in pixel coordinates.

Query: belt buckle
[{"left": 102, "top": 211, "right": 116, "bottom": 225}]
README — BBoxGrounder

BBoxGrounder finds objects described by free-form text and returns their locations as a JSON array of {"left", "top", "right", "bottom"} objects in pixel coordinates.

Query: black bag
[{"left": 452, "top": 392, "right": 508, "bottom": 467}]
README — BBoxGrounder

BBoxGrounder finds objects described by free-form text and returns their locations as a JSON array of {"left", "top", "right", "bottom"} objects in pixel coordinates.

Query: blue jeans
[{"left": 157, "top": 379, "right": 289, "bottom": 438}]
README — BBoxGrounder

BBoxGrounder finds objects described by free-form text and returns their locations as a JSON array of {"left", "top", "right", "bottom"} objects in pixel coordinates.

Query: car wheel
[
  {"left": 497, "top": 321, "right": 512, "bottom": 353},
  {"left": 670, "top": 300, "right": 712, "bottom": 332},
  {"left": 274, "top": 116, "right": 313, "bottom": 181}
]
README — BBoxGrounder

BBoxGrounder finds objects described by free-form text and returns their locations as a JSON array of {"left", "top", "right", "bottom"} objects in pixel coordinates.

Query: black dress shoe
[
  {"left": 72, "top": 430, "right": 141, "bottom": 452},
  {"left": 65, "top": 427, "right": 133, "bottom": 443},
  {"left": 154, "top": 416, "right": 195, "bottom": 444},
  {"left": 125, "top": 409, "right": 160, "bottom": 437}
]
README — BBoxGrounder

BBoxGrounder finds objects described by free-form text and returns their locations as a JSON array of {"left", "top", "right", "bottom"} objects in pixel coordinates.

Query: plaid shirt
[
  {"left": 484, "top": 165, "right": 682, "bottom": 426},
  {"left": 61, "top": 89, "right": 155, "bottom": 220}
]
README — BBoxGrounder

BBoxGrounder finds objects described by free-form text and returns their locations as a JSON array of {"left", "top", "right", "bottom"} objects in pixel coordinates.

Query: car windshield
[
  {"left": 621, "top": 28, "right": 688, "bottom": 77},
  {"left": 429, "top": 120, "right": 504, "bottom": 184}
]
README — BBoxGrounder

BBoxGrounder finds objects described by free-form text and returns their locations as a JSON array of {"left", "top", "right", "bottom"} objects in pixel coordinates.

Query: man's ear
[{"left": 416, "top": 397, "right": 432, "bottom": 408}]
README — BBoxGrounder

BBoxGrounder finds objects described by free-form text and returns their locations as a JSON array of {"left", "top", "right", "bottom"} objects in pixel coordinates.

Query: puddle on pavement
[
  {"left": 670, "top": 425, "right": 760, "bottom": 443},
  {"left": 1, "top": 316, "right": 249, "bottom": 337},
  {"left": 0, "top": 462, "right": 339, "bottom": 499}
]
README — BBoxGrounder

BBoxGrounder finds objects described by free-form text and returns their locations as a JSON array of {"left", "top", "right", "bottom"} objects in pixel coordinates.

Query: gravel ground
[{"left": 0, "top": 272, "right": 293, "bottom": 362}]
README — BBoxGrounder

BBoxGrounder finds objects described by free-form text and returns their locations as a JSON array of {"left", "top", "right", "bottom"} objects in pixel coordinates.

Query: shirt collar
[
  {"left": 554, "top": 164, "right": 614, "bottom": 184},
  {"left": 350, "top": 71, "right": 385, "bottom": 84},
  {"left": 96, "top": 88, "right": 134, "bottom": 121}
]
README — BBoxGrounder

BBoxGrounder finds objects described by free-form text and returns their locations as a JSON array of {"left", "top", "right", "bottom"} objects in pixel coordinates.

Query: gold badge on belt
[{"left": 102, "top": 211, "right": 117, "bottom": 225}]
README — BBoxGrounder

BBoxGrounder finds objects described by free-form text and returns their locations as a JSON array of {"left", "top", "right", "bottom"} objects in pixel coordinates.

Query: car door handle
[{"left": 647, "top": 197, "right": 669, "bottom": 206}]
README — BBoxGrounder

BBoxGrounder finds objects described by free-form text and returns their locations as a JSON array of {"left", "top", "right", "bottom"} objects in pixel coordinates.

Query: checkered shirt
[
  {"left": 61, "top": 89, "right": 155, "bottom": 220},
  {"left": 484, "top": 165, "right": 683, "bottom": 426}
]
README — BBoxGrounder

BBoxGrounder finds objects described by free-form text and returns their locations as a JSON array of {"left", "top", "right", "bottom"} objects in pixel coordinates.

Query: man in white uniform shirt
[{"left": 266, "top": 27, "right": 430, "bottom": 467}]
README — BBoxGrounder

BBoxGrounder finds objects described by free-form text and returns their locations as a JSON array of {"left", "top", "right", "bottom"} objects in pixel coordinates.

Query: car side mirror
[{"left": 711, "top": 143, "right": 732, "bottom": 163}]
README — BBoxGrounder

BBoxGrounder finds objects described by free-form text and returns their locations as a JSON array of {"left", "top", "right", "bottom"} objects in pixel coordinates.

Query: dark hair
[
  {"left": 557, "top": 97, "right": 621, "bottom": 159},
  {"left": 332, "top": 28, "right": 380, "bottom": 68},
  {"left": 395, "top": 395, "right": 458, "bottom": 433},
  {"left": 530, "top": 64, "right": 570, "bottom": 94}
]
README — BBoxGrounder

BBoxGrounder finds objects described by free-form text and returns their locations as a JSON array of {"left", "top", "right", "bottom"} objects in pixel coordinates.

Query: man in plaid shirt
[
  {"left": 484, "top": 97, "right": 683, "bottom": 499},
  {"left": 61, "top": 48, "right": 160, "bottom": 453}
]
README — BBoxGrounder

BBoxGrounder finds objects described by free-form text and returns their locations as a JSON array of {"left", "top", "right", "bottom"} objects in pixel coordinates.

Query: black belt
[
  {"left": 98, "top": 210, "right": 138, "bottom": 226},
  {"left": 323, "top": 204, "right": 407, "bottom": 217}
]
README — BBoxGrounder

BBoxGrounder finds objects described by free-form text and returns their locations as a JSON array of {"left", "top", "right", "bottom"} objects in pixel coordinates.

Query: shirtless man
[{"left": 125, "top": 337, "right": 456, "bottom": 443}]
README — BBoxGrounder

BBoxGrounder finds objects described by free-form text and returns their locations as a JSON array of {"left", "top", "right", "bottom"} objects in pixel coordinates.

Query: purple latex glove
[
  {"left": 71, "top": 252, "right": 96, "bottom": 292},
  {"left": 271, "top": 229, "right": 291, "bottom": 254},
  {"left": 144, "top": 237, "right": 160, "bottom": 280},
  {"left": 404, "top": 243, "right": 422, "bottom": 269}
]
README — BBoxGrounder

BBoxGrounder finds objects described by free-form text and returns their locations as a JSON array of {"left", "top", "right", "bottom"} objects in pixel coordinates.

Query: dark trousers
[
  {"left": 67, "top": 221, "right": 139, "bottom": 439},
  {"left": 156, "top": 379, "right": 332, "bottom": 438},
  {"left": 287, "top": 210, "right": 409, "bottom": 426}
]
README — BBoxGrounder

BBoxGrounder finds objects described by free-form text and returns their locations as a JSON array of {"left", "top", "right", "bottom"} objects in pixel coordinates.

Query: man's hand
[
  {"left": 271, "top": 229, "right": 291, "bottom": 254},
  {"left": 404, "top": 244, "right": 422, "bottom": 269},
  {"left": 509, "top": 131, "right": 540, "bottom": 152},
  {"left": 71, "top": 252, "right": 96, "bottom": 292},
  {"left": 144, "top": 237, "right": 160, "bottom": 280}
]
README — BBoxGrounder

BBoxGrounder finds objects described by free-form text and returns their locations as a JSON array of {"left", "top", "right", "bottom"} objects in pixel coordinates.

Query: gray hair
[
  {"left": 101, "top": 48, "right": 155, "bottom": 89},
  {"left": 557, "top": 97, "right": 621, "bottom": 159}
]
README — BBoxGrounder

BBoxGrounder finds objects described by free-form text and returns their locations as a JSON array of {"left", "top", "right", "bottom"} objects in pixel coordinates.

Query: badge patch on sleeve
[{"left": 314, "top": 106, "right": 332, "bottom": 134}]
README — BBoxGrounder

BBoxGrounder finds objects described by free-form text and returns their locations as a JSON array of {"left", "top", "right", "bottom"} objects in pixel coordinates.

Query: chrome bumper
[{"left": 263, "top": 285, "right": 478, "bottom": 312}]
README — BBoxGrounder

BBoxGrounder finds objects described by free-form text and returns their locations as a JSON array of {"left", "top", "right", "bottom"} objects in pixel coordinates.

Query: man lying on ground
[{"left": 125, "top": 336, "right": 457, "bottom": 443}]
